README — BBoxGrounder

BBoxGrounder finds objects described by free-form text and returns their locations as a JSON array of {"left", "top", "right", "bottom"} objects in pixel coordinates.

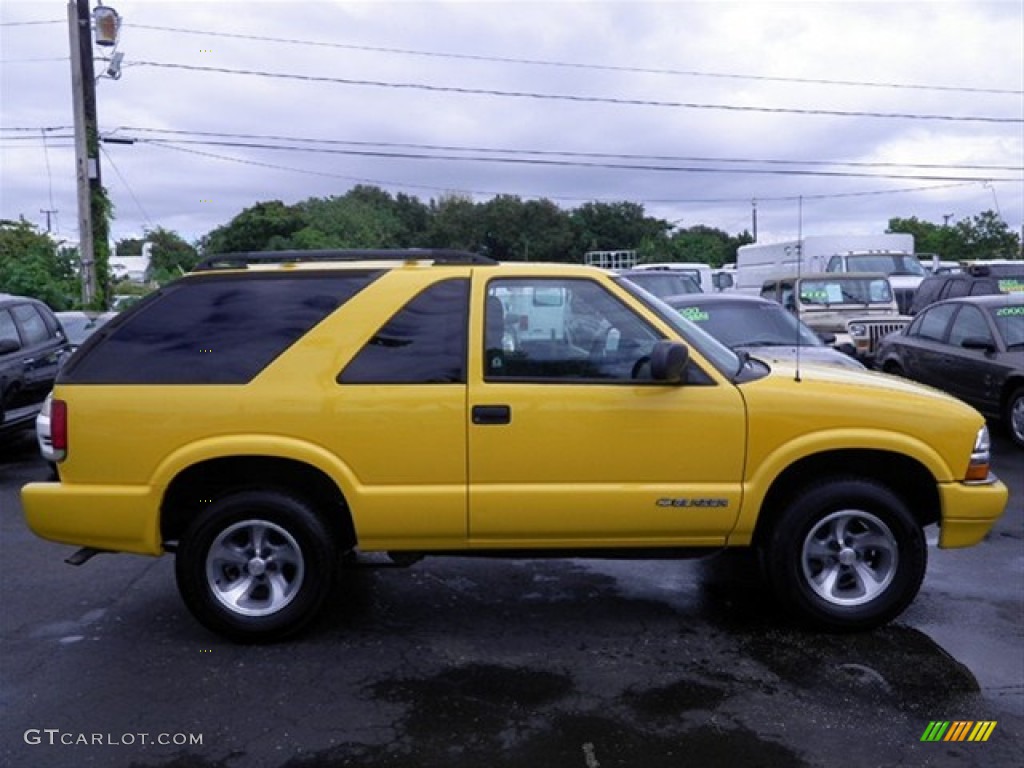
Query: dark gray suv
[{"left": 0, "top": 293, "right": 69, "bottom": 439}]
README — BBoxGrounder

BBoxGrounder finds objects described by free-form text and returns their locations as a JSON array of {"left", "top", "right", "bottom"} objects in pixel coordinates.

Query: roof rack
[{"left": 192, "top": 248, "right": 496, "bottom": 271}]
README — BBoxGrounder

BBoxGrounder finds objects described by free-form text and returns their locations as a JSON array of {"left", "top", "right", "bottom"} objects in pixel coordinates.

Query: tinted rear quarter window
[
  {"left": 62, "top": 272, "right": 380, "bottom": 384},
  {"left": 339, "top": 279, "right": 469, "bottom": 384}
]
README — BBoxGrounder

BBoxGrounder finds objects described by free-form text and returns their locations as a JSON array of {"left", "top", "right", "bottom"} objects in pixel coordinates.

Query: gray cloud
[{"left": 1, "top": 0, "right": 1021, "bottom": 249}]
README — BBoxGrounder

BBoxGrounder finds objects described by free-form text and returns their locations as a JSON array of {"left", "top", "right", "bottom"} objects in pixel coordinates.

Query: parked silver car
[{"left": 663, "top": 293, "right": 865, "bottom": 370}]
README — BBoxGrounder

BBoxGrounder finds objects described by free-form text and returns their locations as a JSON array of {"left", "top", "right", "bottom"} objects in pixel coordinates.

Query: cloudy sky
[{"left": 1, "top": 0, "right": 1022, "bottom": 251}]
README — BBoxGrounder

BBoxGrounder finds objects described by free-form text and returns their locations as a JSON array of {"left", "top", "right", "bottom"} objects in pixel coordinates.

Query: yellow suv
[{"left": 21, "top": 250, "right": 1008, "bottom": 642}]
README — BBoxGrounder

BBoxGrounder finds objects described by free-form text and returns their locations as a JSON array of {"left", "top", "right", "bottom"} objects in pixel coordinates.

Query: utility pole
[
  {"left": 40, "top": 209, "right": 58, "bottom": 233},
  {"left": 68, "top": 0, "right": 119, "bottom": 307},
  {"left": 68, "top": 0, "right": 97, "bottom": 305}
]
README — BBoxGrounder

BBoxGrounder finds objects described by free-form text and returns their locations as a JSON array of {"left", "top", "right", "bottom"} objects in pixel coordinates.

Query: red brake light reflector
[{"left": 51, "top": 398, "right": 68, "bottom": 453}]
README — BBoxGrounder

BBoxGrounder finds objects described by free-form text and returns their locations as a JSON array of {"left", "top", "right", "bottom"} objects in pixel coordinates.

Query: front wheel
[
  {"left": 1005, "top": 386, "right": 1024, "bottom": 449},
  {"left": 762, "top": 478, "right": 926, "bottom": 631},
  {"left": 175, "top": 490, "right": 336, "bottom": 643}
]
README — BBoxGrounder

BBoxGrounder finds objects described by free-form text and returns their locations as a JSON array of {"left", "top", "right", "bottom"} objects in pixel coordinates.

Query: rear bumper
[
  {"left": 937, "top": 475, "right": 1009, "bottom": 548},
  {"left": 21, "top": 481, "right": 163, "bottom": 555}
]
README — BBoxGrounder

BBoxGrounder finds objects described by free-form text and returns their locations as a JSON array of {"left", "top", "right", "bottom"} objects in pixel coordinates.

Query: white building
[{"left": 110, "top": 242, "right": 152, "bottom": 283}]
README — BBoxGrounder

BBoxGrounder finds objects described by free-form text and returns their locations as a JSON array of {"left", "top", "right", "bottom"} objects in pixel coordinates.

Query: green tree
[
  {"left": 888, "top": 210, "right": 1020, "bottom": 261},
  {"left": 570, "top": 201, "right": 662, "bottom": 257},
  {"left": 479, "top": 195, "right": 530, "bottom": 260},
  {"left": 293, "top": 191, "right": 407, "bottom": 249},
  {"left": 0, "top": 218, "right": 79, "bottom": 309},
  {"left": 520, "top": 199, "right": 577, "bottom": 262},
  {"left": 147, "top": 227, "right": 199, "bottom": 281},
  {"left": 200, "top": 200, "right": 305, "bottom": 254},
  {"left": 425, "top": 194, "right": 483, "bottom": 251},
  {"left": 114, "top": 237, "right": 147, "bottom": 257},
  {"left": 954, "top": 210, "right": 1020, "bottom": 259},
  {"left": 886, "top": 216, "right": 961, "bottom": 258}
]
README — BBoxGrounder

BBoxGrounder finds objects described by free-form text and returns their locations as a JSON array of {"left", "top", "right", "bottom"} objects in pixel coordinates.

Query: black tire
[
  {"left": 175, "top": 490, "right": 335, "bottom": 643},
  {"left": 881, "top": 360, "right": 904, "bottom": 376},
  {"left": 1004, "top": 386, "right": 1024, "bottom": 449},
  {"left": 761, "top": 478, "right": 926, "bottom": 631}
]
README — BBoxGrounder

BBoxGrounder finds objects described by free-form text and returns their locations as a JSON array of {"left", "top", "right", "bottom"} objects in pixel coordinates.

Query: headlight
[
  {"left": 965, "top": 425, "right": 992, "bottom": 482},
  {"left": 848, "top": 323, "right": 867, "bottom": 337}
]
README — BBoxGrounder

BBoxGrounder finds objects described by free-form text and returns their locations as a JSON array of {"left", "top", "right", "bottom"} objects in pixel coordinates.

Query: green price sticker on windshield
[
  {"left": 679, "top": 307, "right": 710, "bottom": 323},
  {"left": 995, "top": 306, "right": 1024, "bottom": 317}
]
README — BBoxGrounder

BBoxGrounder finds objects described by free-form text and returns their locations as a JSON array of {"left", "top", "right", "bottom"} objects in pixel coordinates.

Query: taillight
[{"left": 51, "top": 398, "right": 68, "bottom": 461}]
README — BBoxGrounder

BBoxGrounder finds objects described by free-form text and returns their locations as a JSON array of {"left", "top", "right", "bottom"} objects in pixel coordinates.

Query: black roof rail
[{"left": 192, "top": 248, "right": 496, "bottom": 271}]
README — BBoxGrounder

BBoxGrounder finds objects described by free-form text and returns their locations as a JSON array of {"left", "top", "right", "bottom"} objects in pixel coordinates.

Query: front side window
[
  {"left": 484, "top": 278, "right": 662, "bottom": 381},
  {"left": 12, "top": 304, "right": 51, "bottom": 346},
  {"left": 948, "top": 305, "right": 992, "bottom": 348},
  {"left": 340, "top": 279, "right": 469, "bottom": 384},
  {"left": 0, "top": 309, "right": 20, "bottom": 350}
]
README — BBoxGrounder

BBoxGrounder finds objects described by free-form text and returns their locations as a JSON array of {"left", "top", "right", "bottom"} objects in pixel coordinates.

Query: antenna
[{"left": 794, "top": 196, "right": 803, "bottom": 383}]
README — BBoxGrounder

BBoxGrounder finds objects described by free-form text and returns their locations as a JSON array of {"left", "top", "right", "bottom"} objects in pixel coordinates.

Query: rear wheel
[
  {"left": 175, "top": 490, "right": 335, "bottom": 643},
  {"left": 882, "top": 360, "right": 904, "bottom": 376},
  {"left": 762, "top": 478, "right": 926, "bottom": 631}
]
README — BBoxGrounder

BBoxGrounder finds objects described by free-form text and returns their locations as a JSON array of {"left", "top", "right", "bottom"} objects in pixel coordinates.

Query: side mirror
[
  {"left": 961, "top": 336, "right": 996, "bottom": 353},
  {"left": 0, "top": 338, "right": 21, "bottom": 355},
  {"left": 650, "top": 340, "right": 689, "bottom": 382},
  {"left": 818, "top": 332, "right": 837, "bottom": 345}
]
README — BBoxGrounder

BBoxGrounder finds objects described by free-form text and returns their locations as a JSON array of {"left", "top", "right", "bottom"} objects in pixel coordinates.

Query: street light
[{"left": 93, "top": 4, "right": 120, "bottom": 46}]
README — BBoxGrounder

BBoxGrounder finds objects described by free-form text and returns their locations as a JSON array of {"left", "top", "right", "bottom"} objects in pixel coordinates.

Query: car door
[
  {"left": 900, "top": 302, "right": 958, "bottom": 386},
  {"left": 5, "top": 302, "right": 65, "bottom": 412},
  {"left": 943, "top": 303, "right": 1003, "bottom": 412},
  {"left": 467, "top": 275, "right": 747, "bottom": 548},
  {"left": 331, "top": 277, "right": 471, "bottom": 549}
]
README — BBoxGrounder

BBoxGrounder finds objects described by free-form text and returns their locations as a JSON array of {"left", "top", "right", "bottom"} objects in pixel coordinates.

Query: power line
[
  {"left": 137, "top": 135, "right": 1019, "bottom": 183},
  {"left": 99, "top": 145, "right": 153, "bottom": 230},
  {"left": 4, "top": 18, "right": 1019, "bottom": 98},
  {"left": 0, "top": 19, "right": 63, "bottom": 26},
  {"left": 113, "top": 126, "right": 1024, "bottom": 174},
  {"left": 127, "top": 23, "right": 1023, "bottom": 97},
  {"left": 143, "top": 139, "right": 1008, "bottom": 207},
  {"left": 5, "top": 125, "right": 1020, "bottom": 179},
  {"left": 130, "top": 61, "right": 1023, "bottom": 124}
]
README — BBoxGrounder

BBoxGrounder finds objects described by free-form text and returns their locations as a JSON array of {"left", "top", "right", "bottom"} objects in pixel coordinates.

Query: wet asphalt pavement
[{"left": 0, "top": 428, "right": 1021, "bottom": 768}]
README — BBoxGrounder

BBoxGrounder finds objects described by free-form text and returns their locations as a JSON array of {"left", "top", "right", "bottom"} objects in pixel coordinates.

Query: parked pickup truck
[{"left": 21, "top": 251, "right": 1007, "bottom": 642}]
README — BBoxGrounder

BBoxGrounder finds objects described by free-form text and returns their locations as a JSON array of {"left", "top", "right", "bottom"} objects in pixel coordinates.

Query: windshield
[
  {"left": 799, "top": 277, "right": 893, "bottom": 305},
  {"left": 621, "top": 271, "right": 701, "bottom": 298},
  {"left": 669, "top": 300, "right": 823, "bottom": 348},
  {"left": 990, "top": 302, "right": 1024, "bottom": 348},
  {"left": 844, "top": 253, "right": 927, "bottom": 277},
  {"left": 615, "top": 278, "right": 741, "bottom": 377}
]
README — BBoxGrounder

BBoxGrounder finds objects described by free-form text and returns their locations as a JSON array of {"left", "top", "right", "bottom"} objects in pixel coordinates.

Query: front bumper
[{"left": 937, "top": 475, "right": 1009, "bottom": 548}]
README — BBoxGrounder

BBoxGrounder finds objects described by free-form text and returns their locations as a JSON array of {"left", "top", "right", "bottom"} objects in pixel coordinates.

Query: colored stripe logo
[{"left": 921, "top": 721, "right": 997, "bottom": 742}]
